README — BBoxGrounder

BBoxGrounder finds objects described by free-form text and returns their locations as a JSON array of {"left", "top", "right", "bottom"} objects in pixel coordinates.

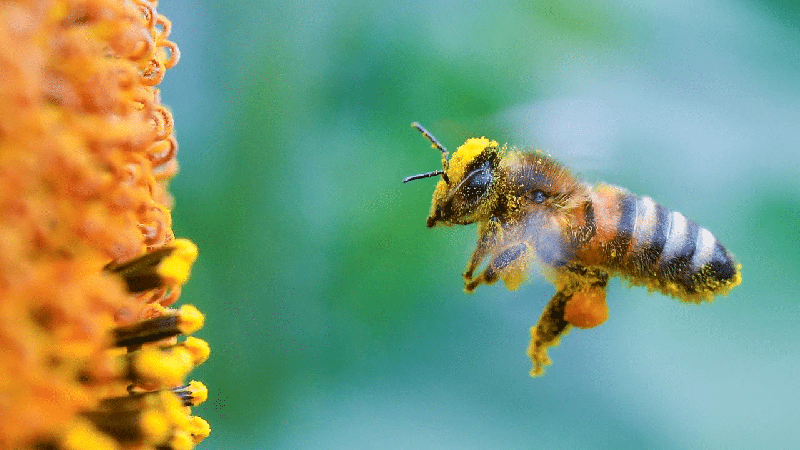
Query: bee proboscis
[{"left": 404, "top": 122, "right": 742, "bottom": 376}]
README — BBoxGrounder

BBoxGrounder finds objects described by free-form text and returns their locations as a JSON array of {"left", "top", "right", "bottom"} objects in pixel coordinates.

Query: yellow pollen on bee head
[
  {"left": 429, "top": 137, "right": 499, "bottom": 220},
  {"left": 445, "top": 137, "right": 498, "bottom": 183},
  {"left": 429, "top": 178, "right": 449, "bottom": 221}
]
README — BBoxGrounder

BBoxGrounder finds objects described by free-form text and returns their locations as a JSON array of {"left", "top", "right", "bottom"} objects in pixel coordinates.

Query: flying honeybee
[{"left": 403, "top": 122, "right": 742, "bottom": 376}]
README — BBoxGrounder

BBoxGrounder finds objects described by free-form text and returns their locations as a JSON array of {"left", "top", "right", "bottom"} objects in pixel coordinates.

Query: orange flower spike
[
  {"left": 0, "top": 0, "right": 209, "bottom": 448},
  {"left": 563, "top": 285, "right": 609, "bottom": 329}
]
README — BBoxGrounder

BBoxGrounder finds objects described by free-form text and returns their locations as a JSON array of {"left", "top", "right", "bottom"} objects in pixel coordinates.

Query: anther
[
  {"left": 106, "top": 239, "right": 198, "bottom": 293},
  {"left": 113, "top": 304, "right": 205, "bottom": 348},
  {"left": 171, "top": 380, "right": 209, "bottom": 406}
]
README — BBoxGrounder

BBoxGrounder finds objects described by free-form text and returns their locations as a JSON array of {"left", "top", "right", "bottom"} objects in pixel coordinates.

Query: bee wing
[
  {"left": 516, "top": 207, "right": 573, "bottom": 268},
  {"left": 488, "top": 206, "right": 572, "bottom": 267}
]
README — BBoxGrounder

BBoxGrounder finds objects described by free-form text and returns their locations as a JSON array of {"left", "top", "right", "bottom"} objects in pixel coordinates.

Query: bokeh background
[{"left": 158, "top": 0, "right": 800, "bottom": 448}]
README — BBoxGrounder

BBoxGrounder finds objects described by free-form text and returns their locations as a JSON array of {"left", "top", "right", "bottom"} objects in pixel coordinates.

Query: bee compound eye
[
  {"left": 466, "top": 169, "right": 490, "bottom": 189},
  {"left": 462, "top": 169, "right": 491, "bottom": 202}
]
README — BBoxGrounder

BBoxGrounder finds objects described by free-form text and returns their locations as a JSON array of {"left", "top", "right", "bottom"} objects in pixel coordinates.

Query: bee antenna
[
  {"left": 403, "top": 170, "right": 444, "bottom": 183},
  {"left": 409, "top": 122, "right": 450, "bottom": 184},
  {"left": 411, "top": 122, "right": 448, "bottom": 155}
]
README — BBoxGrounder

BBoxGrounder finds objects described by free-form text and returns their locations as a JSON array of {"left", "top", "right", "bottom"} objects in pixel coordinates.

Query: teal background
[{"left": 159, "top": 1, "right": 800, "bottom": 449}]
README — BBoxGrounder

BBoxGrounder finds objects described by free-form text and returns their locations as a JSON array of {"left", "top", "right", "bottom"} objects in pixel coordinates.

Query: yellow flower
[{"left": 0, "top": 0, "right": 209, "bottom": 448}]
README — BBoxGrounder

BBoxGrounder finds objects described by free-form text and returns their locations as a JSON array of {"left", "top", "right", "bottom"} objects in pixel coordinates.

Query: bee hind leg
[
  {"left": 528, "top": 289, "right": 572, "bottom": 376},
  {"left": 528, "top": 270, "right": 609, "bottom": 376}
]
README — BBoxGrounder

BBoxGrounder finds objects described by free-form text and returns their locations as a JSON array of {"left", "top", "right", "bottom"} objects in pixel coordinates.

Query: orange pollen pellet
[{"left": 563, "top": 286, "right": 608, "bottom": 329}]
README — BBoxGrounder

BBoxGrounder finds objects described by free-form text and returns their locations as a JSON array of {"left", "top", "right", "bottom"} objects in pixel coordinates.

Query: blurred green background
[{"left": 158, "top": 0, "right": 800, "bottom": 448}]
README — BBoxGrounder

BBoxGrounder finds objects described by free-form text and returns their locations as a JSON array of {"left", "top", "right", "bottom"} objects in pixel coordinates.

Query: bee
[{"left": 403, "top": 122, "right": 742, "bottom": 376}]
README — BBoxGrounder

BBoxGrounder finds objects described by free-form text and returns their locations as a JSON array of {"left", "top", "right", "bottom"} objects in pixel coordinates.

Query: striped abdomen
[{"left": 570, "top": 185, "right": 741, "bottom": 301}]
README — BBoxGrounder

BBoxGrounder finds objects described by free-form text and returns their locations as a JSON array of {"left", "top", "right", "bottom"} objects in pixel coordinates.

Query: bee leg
[
  {"left": 463, "top": 217, "right": 503, "bottom": 284},
  {"left": 464, "top": 244, "right": 528, "bottom": 292},
  {"left": 528, "top": 269, "right": 609, "bottom": 376},
  {"left": 527, "top": 289, "right": 573, "bottom": 376}
]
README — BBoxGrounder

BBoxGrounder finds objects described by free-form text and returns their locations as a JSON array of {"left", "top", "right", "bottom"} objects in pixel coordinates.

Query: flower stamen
[
  {"left": 106, "top": 239, "right": 198, "bottom": 293},
  {"left": 113, "top": 304, "right": 204, "bottom": 348}
]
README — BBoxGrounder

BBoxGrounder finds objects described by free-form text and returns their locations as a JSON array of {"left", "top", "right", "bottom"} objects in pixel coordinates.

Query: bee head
[{"left": 403, "top": 123, "right": 501, "bottom": 227}]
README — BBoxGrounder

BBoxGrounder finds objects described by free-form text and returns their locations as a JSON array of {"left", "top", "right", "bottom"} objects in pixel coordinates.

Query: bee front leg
[
  {"left": 463, "top": 217, "right": 503, "bottom": 285},
  {"left": 464, "top": 243, "right": 529, "bottom": 292}
]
